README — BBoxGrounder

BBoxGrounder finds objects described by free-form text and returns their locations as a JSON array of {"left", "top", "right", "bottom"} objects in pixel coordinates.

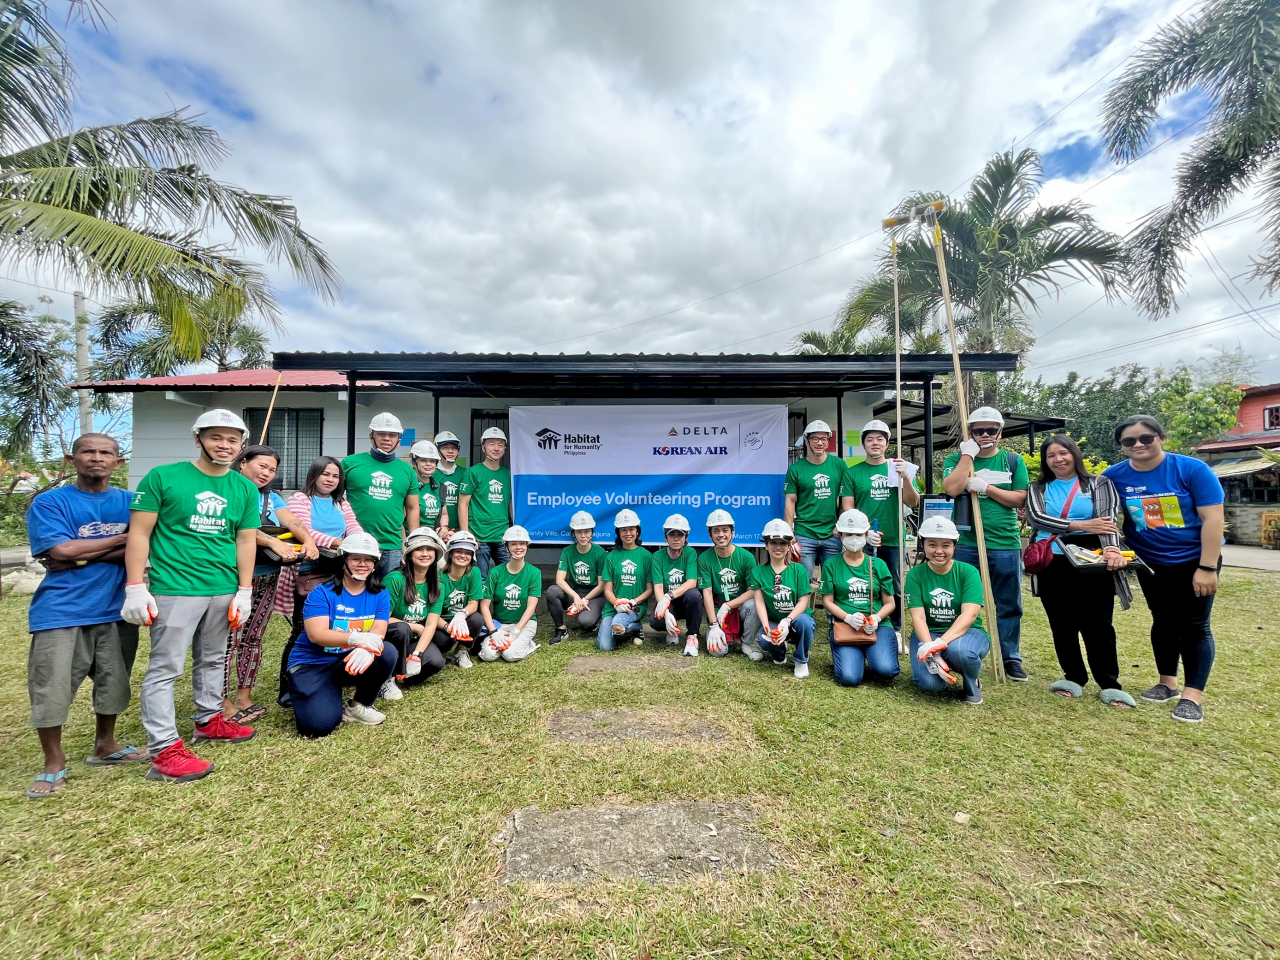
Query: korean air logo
[
  {"left": 195, "top": 492, "right": 227, "bottom": 516},
  {"left": 504, "top": 583, "right": 521, "bottom": 600},
  {"left": 370, "top": 471, "right": 393, "bottom": 489},
  {"left": 536, "top": 428, "right": 561, "bottom": 450},
  {"left": 621, "top": 559, "right": 638, "bottom": 575}
]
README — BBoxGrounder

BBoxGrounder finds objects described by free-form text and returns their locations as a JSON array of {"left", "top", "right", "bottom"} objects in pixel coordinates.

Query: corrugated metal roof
[
  {"left": 73, "top": 369, "right": 389, "bottom": 393},
  {"left": 1211, "top": 458, "right": 1278, "bottom": 479}
]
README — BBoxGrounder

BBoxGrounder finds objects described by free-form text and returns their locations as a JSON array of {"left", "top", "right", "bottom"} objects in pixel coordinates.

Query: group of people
[{"left": 22, "top": 404, "right": 1225, "bottom": 797}]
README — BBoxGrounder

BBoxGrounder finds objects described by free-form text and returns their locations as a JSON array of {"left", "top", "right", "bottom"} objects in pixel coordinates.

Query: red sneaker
[
  {"left": 145, "top": 740, "right": 214, "bottom": 782},
  {"left": 193, "top": 713, "right": 256, "bottom": 744}
]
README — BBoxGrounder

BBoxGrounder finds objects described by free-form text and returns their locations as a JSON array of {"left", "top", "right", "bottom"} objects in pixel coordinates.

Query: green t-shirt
[
  {"left": 417, "top": 480, "right": 442, "bottom": 528},
  {"left": 383, "top": 570, "right": 444, "bottom": 623},
  {"left": 557, "top": 543, "right": 608, "bottom": 590},
  {"left": 696, "top": 545, "right": 757, "bottom": 604},
  {"left": 905, "top": 560, "right": 985, "bottom": 633},
  {"left": 784, "top": 455, "right": 847, "bottom": 539},
  {"left": 602, "top": 545, "right": 652, "bottom": 616},
  {"left": 941, "top": 449, "right": 1029, "bottom": 550},
  {"left": 460, "top": 462, "right": 512, "bottom": 542},
  {"left": 436, "top": 466, "right": 462, "bottom": 527},
  {"left": 839, "top": 461, "right": 912, "bottom": 547},
  {"left": 747, "top": 561, "right": 811, "bottom": 622},
  {"left": 441, "top": 567, "right": 484, "bottom": 617},
  {"left": 820, "top": 553, "right": 894, "bottom": 616},
  {"left": 483, "top": 560, "right": 542, "bottom": 624},
  {"left": 129, "top": 462, "right": 261, "bottom": 596},
  {"left": 341, "top": 452, "right": 418, "bottom": 550},
  {"left": 651, "top": 545, "right": 699, "bottom": 593}
]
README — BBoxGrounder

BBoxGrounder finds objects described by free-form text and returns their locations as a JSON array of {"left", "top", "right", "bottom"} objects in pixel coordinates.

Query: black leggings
[
  {"left": 648, "top": 589, "right": 704, "bottom": 637},
  {"left": 1036, "top": 554, "right": 1121, "bottom": 690},
  {"left": 433, "top": 611, "right": 489, "bottom": 654},
  {"left": 1136, "top": 559, "right": 1217, "bottom": 691},
  {"left": 544, "top": 585, "right": 604, "bottom": 630},
  {"left": 384, "top": 621, "right": 447, "bottom": 684}
]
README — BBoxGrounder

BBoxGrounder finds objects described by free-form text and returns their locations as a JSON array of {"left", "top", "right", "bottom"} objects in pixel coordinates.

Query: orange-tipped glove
[
  {"left": 228, "top": 586, "right": 253, "bottom": 629},
  {"left": 404, "top": 653, "right": 422, "bottom": 678},
  {"left": 923, "top": 652, "right": 960, "bottom": 686},
  {"left": 663, "top": 611, "right": 679, "bottom": 636},
  {"left": 862, "top": 613, "right": 881, "bottom": 635},
  {"left": 706, "top": 624, "right": 728, "bottom": 655},
  {"left": 344, "top": 646, "right": 376, "bottom": 675},
  {"left": 716, "top": 603, "right": 732, "bottom": 628},
  {"left": 917, "top": 638, "right": 948, "bottom": 662},
  {"left": 567, "top": 598, "right": 586, "bottom": 616},
  {"left": 121, "top": 583, "right": 158, "bottom": 626},
  {"left": 447, "top": 612, "right": 470, "bottom": 640},
  {"left": 653, "top": 595, "right": 671, "bottom": 619},
  {"left": 347, "top": 631, "right": 384, "bottom": 654},
  {"left": 492, "top": 630, "right": 513, "bottom": 652},
  {"left": 770, "top": 617, "right": 793, "bottom": 642}
]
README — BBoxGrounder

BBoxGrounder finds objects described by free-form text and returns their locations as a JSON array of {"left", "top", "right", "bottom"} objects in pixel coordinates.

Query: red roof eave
[{"left": 71, "top": 369, "right": 389, "bottom": 392}]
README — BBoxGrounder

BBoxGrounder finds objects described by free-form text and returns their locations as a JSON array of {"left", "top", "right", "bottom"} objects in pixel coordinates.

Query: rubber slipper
[
  {"left": 1049, "top": 679, "right": 1084, "bottom": 699},
  {"left": 84, "top": 746, "right": 148, "bottom": 766},
  {"left": 229, "top": 704, "right": 268, "bottom": 725},
  {"left": 1100, "top": 689, "right": 1136, "bottom": 708},
  {"left": 26, "top": 768, "right": 66, "bottom": 799}
]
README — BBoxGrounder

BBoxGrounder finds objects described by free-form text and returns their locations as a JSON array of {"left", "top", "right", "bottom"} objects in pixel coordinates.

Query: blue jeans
[
  {"left": 831, "top": 624, "right": 900, "bottom": 686},
  {"left": 475, "top": 541, "right": 509, "bottom": 580},
  {"left": 954, "top": 544, "right": 1022, "bottom": 663},
  {"left": 909, "top": 628, "right": 990, "bottom": 700},
  {"left": 597, "top": 610, "right": 641, "bottom": 651},
  {"left": 756, "top": 613, "right": 815, "bottom": 664},
  {"left": 870, "top": 545, "right": 903, "bottom": 628},
  {"left": 376, "top": 549, "right": 402, "bottom": 580},
  {"left": 288, "top": 645, "right": 397, "bottom": 738},
  {"left": 796, "top": 535, "right": 841, "bottom": 581}
]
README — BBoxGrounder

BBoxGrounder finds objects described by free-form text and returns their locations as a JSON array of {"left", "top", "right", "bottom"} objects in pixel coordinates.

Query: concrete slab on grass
[
  {"left": 547, "top": 707, "right": 722, "bottom": 743},
  {"left": 564, "top": 654, "right": 697, "bottom": 676},
  {"left": 503, "top": 801, "right": 771, "bottom": 884}
]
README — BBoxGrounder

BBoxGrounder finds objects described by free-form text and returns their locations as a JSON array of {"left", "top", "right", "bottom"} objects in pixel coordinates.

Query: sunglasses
[
  {"left": 765, "top": 537, "right": 794, "bottom": 545},
  {"left": 1120, "top": 434, "right": 1158, "bottom": 448},
  {"left": 970, "top": 427, "right": 1000, "bottom": 437}
]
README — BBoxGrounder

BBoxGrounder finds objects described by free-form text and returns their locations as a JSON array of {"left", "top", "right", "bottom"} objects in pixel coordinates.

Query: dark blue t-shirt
[
  {"left": 26, "top": 485, "right": 132, "bottom": 632},
  {"left": 288, "top": 580, "right": 390, "bottom": 667},
  {"left": 1104, "top": 453, "right": 1224, "bottom": 565}
]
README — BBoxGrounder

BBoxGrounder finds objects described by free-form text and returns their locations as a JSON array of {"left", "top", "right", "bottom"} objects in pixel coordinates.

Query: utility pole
[{"left": 73, "top": 291, "right": 92, "bottom": 437}]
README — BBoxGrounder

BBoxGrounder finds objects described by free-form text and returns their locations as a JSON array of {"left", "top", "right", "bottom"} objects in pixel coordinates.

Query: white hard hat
[
  {"left": 836, "top": 509, "right": 872, "bottom": 534},
  {"left": 404, "top": 527, "right": 445, "bottom": 555},
  {"left": 191, "top": 409, "right": 247, "bottom": 437},
  {"left": 917, "top": 516, "right": 960, "bottom": 540},
  {"left": 339, "top": 531, "right": 382, "bottom": 558},
  {"left": 481, "top": 427, "right": 508, "bottom": 442},
  {"left": 369, "top": 412, "right": 403, "bottom": 434},
  {"left": 502, "top": 524, "right": 531, "bottom": 543},
  {"left": 433, "top": 431, "right": 461, "bottom": 447},
  {"left": 967, "top": 406, "right": 1004, "bottom": 427},
  {"left": 761, "top": 518, "right": 794, "bottom": 540},
  {"left": 662, "top": 514, "right": 691, "bottom": 533},
  {"left": 706, "top": 508, "right": 735, "bottom": 528},
  {"left": 409, "top": 440, "right": 440, "bottom": 461},
  {"left": 803, "top": 419, "right": 833, "bottom": 436},
  {"left": 446, "top": 530, "right": 478, "bottom": 553},
  {"left": 861, "top": 419, "right": 892, "bottom": 440},
  {"left": 614, "top": 508, "right": 641, "bottom": 528},
  {"left": 569, "top": 510, "right": 596, "bottom": 531}
]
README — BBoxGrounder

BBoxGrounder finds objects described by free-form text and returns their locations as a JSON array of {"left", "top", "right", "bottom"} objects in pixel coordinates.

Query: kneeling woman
[
  {"left": 905, "top": 516, "right": 991, "bottom": 705},
  {"left": 748, "top": 519, "right": 815, "bottom": 679},
  {"left": 382, "top": 527, "right": 447, "bottom": 697},
  {"left": 286, "top": 533, "right": 397, "bottom": 735},
  {"left": 434, "top": 531, "right": 488, "bottom": 669},
  {"left": 820, "top": 509, "right": 899, "bottom": 686},
  {"left": 597, "top": 509, "right": 653, "bottom": 650},
  {"left": 479, "top": 526, "right": 542, "bottom": 662}
]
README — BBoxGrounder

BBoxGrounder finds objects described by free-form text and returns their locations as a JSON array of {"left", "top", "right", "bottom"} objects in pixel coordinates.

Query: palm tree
[
  {"left": 0, "top": 299, "right": 69, "bottom": 453},
  {"left": 1101, "top": 0, "right": 1280, "bottom": 318},
  {"left": 93, "top": 295, "right": 270, "bottom": 380},
  {"left": 792, "top": 296, "right": 943, "bottom": 355}
]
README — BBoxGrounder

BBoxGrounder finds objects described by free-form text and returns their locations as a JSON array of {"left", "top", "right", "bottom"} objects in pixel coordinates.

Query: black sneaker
[
  {"left": 1004, "top": 660, "right": 1028, "bottom": 682},
  {"left": 1171, "top": 698, "right": 1203, "bottom": 723},
  {"left": 550, "top": 627, "right": 568, "bottom": 645},
  {"left": 1141, "top": 683, "right": 1180, "bottom": 702},
  {"left": 772, "top": 653, "right": 788, "bottom": 666},
  {"left": 964, "top": 681, "right": 984, "bottom": 705}
]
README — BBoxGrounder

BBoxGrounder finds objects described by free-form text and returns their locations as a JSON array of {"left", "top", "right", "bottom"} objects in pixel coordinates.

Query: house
[{"left": 1199, "top": 382, "right": 1280, "bottom": 546}]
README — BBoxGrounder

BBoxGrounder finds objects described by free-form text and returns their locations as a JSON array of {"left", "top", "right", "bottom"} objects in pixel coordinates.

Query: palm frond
[
  {"left": 0, "top": 297, "right": 69, "bottom": 452},
  {"left": 0, "top": 0, "right": 79, "bottom": 150}
]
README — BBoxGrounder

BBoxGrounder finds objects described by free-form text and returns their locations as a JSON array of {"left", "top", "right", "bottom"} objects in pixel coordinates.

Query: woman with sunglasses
[
  {"left": 748, "top": 519, "right": 815, "bottom": 679},
  {"left": 1026, "top": 435, "right": 1135, "bottom": 708},
  {"left": 382, "top": 527, "right": 447, "bottom": 695},
  {"left": 1104, "top": 416, "right": 1225, "bottom": 723}
]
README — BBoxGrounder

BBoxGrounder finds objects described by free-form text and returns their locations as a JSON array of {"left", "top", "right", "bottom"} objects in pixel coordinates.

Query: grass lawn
[{"left": 1, "top": 571, "right": 1278, "bottom": 959}]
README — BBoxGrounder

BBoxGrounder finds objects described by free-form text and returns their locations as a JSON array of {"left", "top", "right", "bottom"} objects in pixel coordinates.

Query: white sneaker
[
  {"left": 379, "top": 678, "right": 403, "bottom": 701},
  {"left": 683, "top": 636, "right": 699, "bottom": 657},
  {"left": 666, "top": 633, "right": 680, "bottom": 645},
  {"left": 633, "top": 633, "right": 643, "bottom": 645},
  {"left": 794, "top": 662, "right": 809, "bottom": 679},
  {"left": 455, "top": 650, "right": 473, "bottom": 670},
  {"left": 742, "top": 642, "right": 764, "bottom": 662},
  {"left": 342, "top": 702, "right": 385, "bottom": 725}
]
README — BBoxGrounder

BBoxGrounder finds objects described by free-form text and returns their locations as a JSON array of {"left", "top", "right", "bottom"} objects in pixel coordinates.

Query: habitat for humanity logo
[
  {"left": 189, "top": 491, "right": 229, "bottom": 534},
  {"left": 533, "top": 426, "right": 601, "bottom": 457},
  {"left": 536, "top": 428, "right": 561, "bottom": 450}
]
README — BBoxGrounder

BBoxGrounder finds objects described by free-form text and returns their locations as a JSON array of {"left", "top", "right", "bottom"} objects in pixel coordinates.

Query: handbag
[
  {"left": 833, "top": 620, "right": 876, "bottom": 647},
  {"left": 1023, "top": 479, "right": 1080, "bottom": 574}
]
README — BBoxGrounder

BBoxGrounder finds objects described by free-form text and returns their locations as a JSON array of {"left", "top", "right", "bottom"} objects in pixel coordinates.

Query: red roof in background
[{"left": 73, "top": 369, "right": 388, "bottom": 392}]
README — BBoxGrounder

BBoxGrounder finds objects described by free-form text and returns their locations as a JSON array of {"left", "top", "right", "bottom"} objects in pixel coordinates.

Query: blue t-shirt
[
  {"left": 288, "top": 580, "right": 390, "bottom": 667},
  {"left": 300, "top": 495, "right": 348, "bottom": 572},
  {"left": 1104, "top": 454, "right": 1224, "bottom": 565},
  {"left": 1035, "top": 478, "right": 1094, "bottom": 556},
  {"left": 26, "top": 485, "right": 132, "bottom": 632}
]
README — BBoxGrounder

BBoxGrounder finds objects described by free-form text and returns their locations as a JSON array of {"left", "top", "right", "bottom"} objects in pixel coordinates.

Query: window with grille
[
  {"left": 1265, "top": 405, "right": 1280, "bottom": 431},
  {"left": 243, "top": 408, "right": 324, "bottom": 491},
  {"left": 470, "top": 409, "right": 510, "bottom": 468},
  {"left": 788, "top": 409, "right": 806, "bottom": 463}
]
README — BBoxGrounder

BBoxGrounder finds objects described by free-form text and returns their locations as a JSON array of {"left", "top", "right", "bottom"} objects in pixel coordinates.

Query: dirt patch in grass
[
  {"left": 564, "top": 654, "right": 697, "bottom": 676},
  {"left": 502, "top": 800, "right": 772, "bottom": 884},
  {"left": 546, "top": 707, "right": 723, "bottom": 743}
]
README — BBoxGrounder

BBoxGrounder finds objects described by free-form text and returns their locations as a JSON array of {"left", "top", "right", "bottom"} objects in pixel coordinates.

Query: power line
[
  {"left": 0, "top": 274, "right": 106, "bottom": 307},
  {"left": 717, "top": 312, "right": 840, "bottom": 351}
]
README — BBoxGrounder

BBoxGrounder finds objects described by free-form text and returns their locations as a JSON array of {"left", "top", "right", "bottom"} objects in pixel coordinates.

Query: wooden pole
[
  {"left": 891, "top": 239, "right": 908, "bottom": 655},
  {"left": 258, "top": 372, "right": 283, "bottom": 445},
  {"left": 929, "top": 219, "right": 1006, "bottom": 683}
]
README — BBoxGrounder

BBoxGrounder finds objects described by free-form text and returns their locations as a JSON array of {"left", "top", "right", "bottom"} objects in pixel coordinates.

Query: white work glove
[
  {"left": 567, "top": 598, "right": 586, "bottom": 616},
  {"left": 706, "top": 624, "right": 727, "bottom": 655},
  {"left": 845, "top": 612, "right": 865, "bottom": 629},
  {"left": 121, "top": 582, "right": 159, "bottom": 626},
  {"left": 771, "top": 617, "right": 793, "bottom": 642},
  {"left": 664, "top": 611, "right": 679, "bottom": 636},
  {"left": 348, "top": 630, "right": 384, "bottom": 654},
  {"left": 917, "top": 638, "right": 948, "bottom": 662},
  {"left": 447, "top": 611, "right": 470, "bottom": 640},
  {"left": 866, "top": 530, "right": 883, "bottom": 548},
  {"left": 966, "top": 475, "right": 990, "bottom": 496},
  {"left": 227, "top": 586, "right": 253, "bottom": 629},
  {"left": 959, "top": 438, "right": 981, "bottom": 459},
  {"left": 653, "top": 595, "right": 671, "bottom": 619},
  {"left": 404, "top": 653, "right": 422, "bottom": 678},
  {"left": 492, "top": 629, "right": 513, "bottom": 652},
  {"left": 892, "top": 459, "right": 920, "bottom": 483},
  {"left": 864, "top": 613, "right": 881, "bottom": 634},
  {"left": 716, "top": 603, "right": 732, "bottom": 628},
  {"left": 344, "top": 646, "right": 375, "bottom": 675},
  {"left": 613, "top": 599, "right": 633, "bottom": 614}
]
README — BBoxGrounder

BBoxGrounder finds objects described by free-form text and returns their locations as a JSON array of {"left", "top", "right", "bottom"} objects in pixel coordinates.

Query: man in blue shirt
[{"left": 24, "top": 434, "right": 146, "bottom": 798}]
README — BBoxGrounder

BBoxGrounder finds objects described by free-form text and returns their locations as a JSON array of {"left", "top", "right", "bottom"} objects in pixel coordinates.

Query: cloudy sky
[{"left": 7, "top": 0, "right": 1280, "bottom": 385}]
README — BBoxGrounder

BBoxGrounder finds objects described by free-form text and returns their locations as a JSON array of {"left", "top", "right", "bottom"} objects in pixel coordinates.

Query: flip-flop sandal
[
  {"left": 1049, "top": 679, "right": 1084, "bottom": 699},
  {"left": 26, "top": 768, "right": 66, "bottom": 799},
  {"left": 1100, "top": 689, "right": 1137, "bottom": 708},
  {"left": 84, "top": 746, "right": 148, "bottom": 766},
  {"left": 230, "top": 704, "right": 268, "bottom": 724}
]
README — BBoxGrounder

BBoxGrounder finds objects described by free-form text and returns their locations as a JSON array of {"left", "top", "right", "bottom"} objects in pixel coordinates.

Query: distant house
[{"left": 1199, "top": 383, "right": 1280, "bottom": 546}]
